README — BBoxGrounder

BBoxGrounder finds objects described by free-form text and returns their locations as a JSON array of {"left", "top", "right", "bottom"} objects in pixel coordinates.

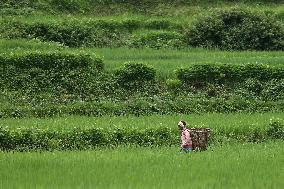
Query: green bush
[
  {"left": 0, "top": 126, "right": 178, "bottom": 151},
  {"left": 0, "top": 51, "right": 106, "bottom": 95},
  {"left": 50, "top": 0, "right": 81, "bottom": 12},
  {"left": 244, "top": 78, "right": 263, "bottom": 95},
  {"left": 114, "top": 62, "right": 156, "bottom": 90},
  {"left": 0, "top": 19, "right": 185, "bottom": 48},
  {"left": 186, "top": 8, "right": 284, "bottom": 50},
  {"left": 0, "top": 7, "right": 35, "bottom": 16},
  {"left": 0, "top": 20, "right": 131, "bottom": 47},
  {"left": 176, "top": 64, "right": 284, "bottom": 86},
  {"left": 0, "top": 0, "right": 38, "bottom": 9},
  {"left": 261, "top": 79, "right": 284, "bottom": 101},
  {"left": 0, "top": 18, "right": 181, "bottom": 49},
  {"left": 26, "top": 22, "right": 129, "bottom": 47},
  {"left": 0, "top": 120, "right": 282, "bottom": 151},
  {"left": 165, "top": 79, "right": 182, "bottom": 93},
  {"left": 25, "top": 22, "right": 91, "bottom": 47},
  {"left": 1, "top": 97, "right": 284, "bottom": 118},
  {"left": 0, "top": 51, "right": 103, "bottom": 70},
  {"left": 267, "top": 120, "right": 284, "bottom": 139},
  {"left": 0, "top": 20, "right": 27, "bottom": 39}
]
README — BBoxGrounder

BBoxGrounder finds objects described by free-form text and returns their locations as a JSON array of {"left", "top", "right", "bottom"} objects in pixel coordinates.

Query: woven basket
[{"left": 189, "top": 128, "right": 211, "bottom": 151}]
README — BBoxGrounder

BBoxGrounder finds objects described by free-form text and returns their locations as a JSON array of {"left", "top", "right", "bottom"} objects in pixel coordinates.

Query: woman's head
[{"left": 178, "top": 120, "right": 186, "bottom": 130}]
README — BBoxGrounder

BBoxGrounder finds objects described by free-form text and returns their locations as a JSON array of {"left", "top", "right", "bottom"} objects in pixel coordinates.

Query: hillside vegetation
[{"left": 0, "top": 0, "right": 284, "bottom": 118}]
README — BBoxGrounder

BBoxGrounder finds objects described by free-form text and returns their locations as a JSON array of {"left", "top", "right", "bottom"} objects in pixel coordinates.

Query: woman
[{"left": 178, "top": 120, "right": 193, "bottom": 153}]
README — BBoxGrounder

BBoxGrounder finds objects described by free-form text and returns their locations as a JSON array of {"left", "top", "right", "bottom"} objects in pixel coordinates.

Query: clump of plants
[{"left": 186, "top": 8, "right": 284, "bottom": 50}]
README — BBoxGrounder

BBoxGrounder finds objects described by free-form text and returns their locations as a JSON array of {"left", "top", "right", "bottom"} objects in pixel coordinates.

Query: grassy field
[
  {"left": 1, "top": 113, "right": 283, "bottom": 131},
  {"left": 0, "top": 142, "right": 283, "bottom": 189}
]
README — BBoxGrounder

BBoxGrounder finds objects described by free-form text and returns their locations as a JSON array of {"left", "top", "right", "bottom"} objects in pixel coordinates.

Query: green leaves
[
  {"left": 0, "top": 51, "right": 103, "bottom": 70},
  {"left": 0, "top": 51, "right": 104, "bottom": 94},
  {"left": 0, "top": 18, "right": 184, "bottom": 49},
  {"left": 114, "top": 62, "right": 156, "bottom": 90},
  {"left": 187, "top": 8, "right": 284, "bottom": 50},
  {"left": 176, "top": 63, "right": 284, "bottom": 85},
  {"left": 267, "top": 120, "right": 284, "bottom": 139},
  {"left": 0, "top": 126, "right": 178, "bottom": 151},
  {"left": 1, "top": 120, "right": 283, "bottom": 151}
]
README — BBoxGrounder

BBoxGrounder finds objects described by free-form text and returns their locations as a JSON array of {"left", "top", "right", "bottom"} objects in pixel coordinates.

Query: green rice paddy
[{"left": 0, "top": 142, "right": 283, "bottom": 189}]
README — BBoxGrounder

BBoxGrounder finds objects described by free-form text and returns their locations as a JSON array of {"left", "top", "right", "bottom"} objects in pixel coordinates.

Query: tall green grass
[
  {"left": 0, "top": 39, "right": 64, "bottom": 52},
  {"left": 0, "top": 142, "right": 283, "bottom": 189},
  {"left": 1, "top": 113, "right": 283, "bottom": 131}
]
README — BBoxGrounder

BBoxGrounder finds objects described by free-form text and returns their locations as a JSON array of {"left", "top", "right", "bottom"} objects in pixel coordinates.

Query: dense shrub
[
  {"left": 176, "top": 64, "right": 284, "bottom": 86},
  {"left": 0, "top": 120, "right": 282, "bottom": 151},
  {"left": 1, "top": 97, "right": 284, "bottom": 118},
  {"left": 0, "top": 20, "right": 131, "bottom": 47},
  {"left": 0, "top": 126, "right": 178, "bottom": 151},
  {"left": 165, "top": 79, "right": 182, "bottom": 93},
  {"left": 0, "top": 52, "right": 106, "bottom": 95},
  {"left": 186, "top": 8, "right": 284, "bottom": 50},
  {"left": 267, "top": 120, "right": 284, "bottom": 139},
  {"left": 27, "top": 22, "right": 131, "bottom": 47},
  {"left": 0, "top": 20, "right": 27, "bottom": 39},
  {"left": 0, "top": 0, "right": 39, "bottom": 8},
  {"left": 25, "top": 23, "right": 91, "bottom": 47},
  {"left": 0, "top": 19, "right": 184, "bottom": 48},
  {"left": 261, "top": 79, "right": 284, "bottom": 101},
  {"left": 0, "top": 51, "right": 103, "bottom": 70},
  {"left": 50, "top": 0, "right": 82, "bottom": 12},
  {"left": 0, "top": 7, "right": 35, "bottom": 16},
  {"left": 243, "top": 78, "right": 264, "bottom": 95},
  {"left": 114, "top": 62, "right": 156, "bottom": 90}
]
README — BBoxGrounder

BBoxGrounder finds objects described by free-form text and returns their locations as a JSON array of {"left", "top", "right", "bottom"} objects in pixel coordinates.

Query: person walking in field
[{"left": 178, "top": 120, "right": 193, "bottom": 153}]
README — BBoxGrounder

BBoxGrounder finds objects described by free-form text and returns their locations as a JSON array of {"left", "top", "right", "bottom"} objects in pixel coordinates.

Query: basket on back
[{"left": 189, "top": 128, "right": 211, "bottom": 151}]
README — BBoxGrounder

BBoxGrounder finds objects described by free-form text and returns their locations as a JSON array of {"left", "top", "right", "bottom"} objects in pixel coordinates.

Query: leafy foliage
[
  {"left": 186, "top": 8, "right": 284, "bottom": 50},
  {"left": 267, "top": 120, "right": 284, "bottom": 139},
  {"left": 176, "top": 63, "right": 284, "bottom": 85},
  {"left": 114, "top": 62, "right": 156, "bottom": 90},
  {"left": 1, "top": 51, "right": 284, "bottom": 117},
  {"left": 0, "top": 51, "right": 103, "bottom": 70},
  {"left": 0, "top": 51, "right": 106, "bottom": 97},
  {"left": 1, "top": 98, "right": 284, "bottom": 118},
  {"left": 0, "top": 126, "right": 178, "bottom": 151},
  {"left": 0, "top": 19, "right": 184, "bottom": 48},
  {"left": 0, "top": 120, "right": 282, "bottom": 151}
]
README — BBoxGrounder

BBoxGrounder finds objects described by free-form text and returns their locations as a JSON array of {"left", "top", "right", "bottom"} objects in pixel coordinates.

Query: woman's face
[{"left": 178, "top": 121, "right": 184, "bottom": 130}]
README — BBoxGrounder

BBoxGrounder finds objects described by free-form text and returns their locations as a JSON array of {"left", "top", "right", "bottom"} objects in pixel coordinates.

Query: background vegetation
[{"left": 0, "top": 0, "right": 283, "bottom": 146}]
